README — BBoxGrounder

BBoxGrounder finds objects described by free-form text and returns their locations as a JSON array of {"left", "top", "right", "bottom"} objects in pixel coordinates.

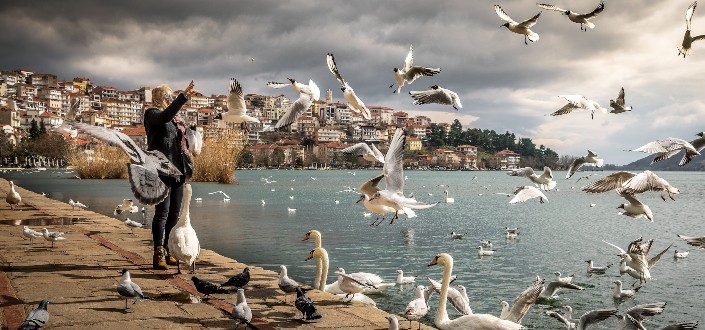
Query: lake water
[{"left": 2, "top": 169, "right": 703, "bottom": 329}]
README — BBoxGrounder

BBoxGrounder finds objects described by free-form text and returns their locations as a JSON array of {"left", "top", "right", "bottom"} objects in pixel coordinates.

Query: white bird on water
[
  {"left": 390, "top": 45, "right": 441, "bottom": 94},
  {"left": 612, "top": 280, "right": 641, "bottom": 299},
  {"left": 494, "top": 5, "right": 542, "bottom": 45},
  {"left": 566, "top": 150, "right": 604, "bottom": 179},
  {"left": 326, "top": 53, "right": 371, "bottom": 120},
  {"left": 477, "top": 246, "right": 495, "bottom": 257},
  {"left": 674, "top": 250, "right": 690, "bottom": 258},
  {"left": 395, "top": 270, "right": 416, "bottom": 285},
  {"left": 679, "top": 1, "right": 705, "bottom": 57},
  {"left": 409, "top": 85, "right": 462, "bottom": 110},
  {"left": 585, "top": 260, "right": 612, "bottom": 274},
  {"left": 208, "top": 191, "right": 230, "bottom": 202},
  {"left": 538, "top": 1, "right": 605, "bottom": 31},
  {"left": 168, "top": 183, "right": 200, "bottom": 274},
  {"left": 267, "top": 78, "right": 320, "bottom": 129}
]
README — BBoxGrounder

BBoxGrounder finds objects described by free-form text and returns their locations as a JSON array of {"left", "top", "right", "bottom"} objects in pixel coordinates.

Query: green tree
[
  {"left": 271, "top": 148, "right": 285, "bottom": 167},
  {"left": 236, "top": 150, "right": 254, "bottom": 167},
  {"left": 516, "top": 138, "right": 536, "bottom": 157},
  {"left": 427, "top": 123, "right": 446, "bottom": 148},
  {"left": 39, "top": 121, "right": 47, "bottom": 136},
  {"left": 448, "top": 119, "right": 463, "bottom": 146},
  {"left": 29, "top": 119, "right": 40, "bottom": 140}
]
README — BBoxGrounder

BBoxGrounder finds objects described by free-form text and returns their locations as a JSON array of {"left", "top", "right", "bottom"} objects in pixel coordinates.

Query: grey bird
[
  {"left": 610, "top": 87, "right": 633, "bottom": 114},
  {"left": 677, "top": 234, "right": 705, "bottom": 248},
  {"left": 19, "top": 299, "right": 49, "bottom": 330},
  {"left": 679, "top": 1, "right": 705, "bottom": 57},
  {"left": 231, "top": 288, "right": 252, "bottom": 328},
  {"left": 117, "top": 269, "right": 147, "bottom": 311},
  {"left": 545, "top": 305, "right": 616, "bottom": 329},
  {"left": 192, "top": 276, "right": 228, "bottom": 296},
  {"left": 222, "top": 267, "right": 250, "bottom": 289},
  {"left": 294, "top": 287, "right": 322, "bottom": 320},
  {"left": 67, "top": 120, "right": 182, "bottom": 205},
  {"left": 390, "top": 45, "right": 441, "bottom": 94}
]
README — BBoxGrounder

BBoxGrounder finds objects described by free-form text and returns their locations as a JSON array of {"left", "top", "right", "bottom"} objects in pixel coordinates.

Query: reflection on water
[
  {"left": 401, "top": 228, "right": 415, "bottom": 246},
  {"left": 0, "top": 217, "right": 88, "bottom": 226}
]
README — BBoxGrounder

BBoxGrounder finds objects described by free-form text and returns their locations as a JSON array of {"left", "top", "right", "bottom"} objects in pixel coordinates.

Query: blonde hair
[{"left": 152, "top": 84, "right": 173, "bottom": 109}]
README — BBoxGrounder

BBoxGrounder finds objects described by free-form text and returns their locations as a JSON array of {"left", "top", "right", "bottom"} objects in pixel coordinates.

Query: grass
[
  {"left": 68, "top": 146, "right": 128, "bottom": 179},
  {"left": 191, "top": 140, "right": 240, "bottom": 184}
]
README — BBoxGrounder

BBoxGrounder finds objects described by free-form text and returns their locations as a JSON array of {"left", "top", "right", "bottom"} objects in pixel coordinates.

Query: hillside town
[{"left": 0, "top": 69, "right": 560, "bottom": 170}]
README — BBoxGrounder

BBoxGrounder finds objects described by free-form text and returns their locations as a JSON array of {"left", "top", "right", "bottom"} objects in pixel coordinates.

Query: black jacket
[{"left": 143, "top": 93, "right": 192, "bottom": 180}]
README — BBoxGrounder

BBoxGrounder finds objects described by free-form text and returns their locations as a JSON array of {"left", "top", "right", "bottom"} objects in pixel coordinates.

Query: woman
[{"left": 144, "top": 80, "right": 196, "bottom": 270}]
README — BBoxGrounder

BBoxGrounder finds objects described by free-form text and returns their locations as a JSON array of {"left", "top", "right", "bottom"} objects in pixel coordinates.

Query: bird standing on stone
[
  {"left": 22, "top": 226, "right": 42, "bottom": 244},
  {"left": 232, "top": 288, "right": 252, "bottom": 328},
  {"left": 40, "top": 228, "right": 66, "bottom": 248},
  {"left": 192, "top": 276, "right": 228, "bottom": 297},
  {"left": 294, "top": 287, "right": 322, "bottom": 321},
  {"left": 117, "top": 269, "right": 147, "bottom": 311},
  {"left": 114, "top": 199, "right": 138, "bottom": 216},
  {"left": 19, "top": 299, "right": 49, "bottom": 330},
  {"left": 222, "top": 267, "right": 251, "bottom": 289},
  {"left": 278, "top": 265, "right": 310, "bottom": 302},
  {"left": 6, "top": 180, "right": 21, "bottom": 209}
]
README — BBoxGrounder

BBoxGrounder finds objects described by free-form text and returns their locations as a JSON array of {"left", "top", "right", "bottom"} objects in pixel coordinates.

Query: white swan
[
  {"left": 428, "top": 253, "right": 523, "bottom": 330},
  {"left": 6, "top": 180, "right": 21, "bottom": 209},
  {"left": 336, "top": 267, "right": 395, "bottom": 294},
  {"left": 167, "top": 183, "right": 200, "bottom": 274},
  {"left": 443, "top": 190, "right": 455, "bottom": 203}
]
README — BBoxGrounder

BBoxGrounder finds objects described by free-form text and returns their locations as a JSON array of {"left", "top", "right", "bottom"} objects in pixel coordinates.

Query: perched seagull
[
  {"left": 231, "top": 289, "right": 252, "bottom": 329},
  {"left": 582, "top": 171, "right": 679, "bottom": 201},
  {"left": 387, "top": 315, "right": 400, "bottom": 330},
  {"left": 403, "top": 285, "right": 430, "bottom": 330},
  {"left": 540, "top": 276, "right": 584, "bottom": 298},
  {"left": 494, "top": 5, "right": 542, "bottom": 44},
  {"left": 341, "top": 142, "right": 385, "bottom": 163},
  {"left": 548, "top": 95, "right": 607, "bottom": 119},
  {"left": 545, "top": 305, "right": 617, "bottom": 330},
  {"left": 617, "top": 192, "right": 654, "bottom": 222},
  {"left": 117, "top": 269, "right": 146, "bottom": 311},
  {"left": 677, "top": 234, "right": 705, "bottom": 248},
  {"left": 612, "top": 280, "right": 641, "bottom": 299},
  {"left": 68, "top": 199, "right": 87, "bottom": 210},
  {"left": 267, "top": 78, "right": 320, "bottom": 129},
  {"left": 208, "top": 190, "right": 231, "bottom": 202},
  {"left": 67, "top": 120, "right": 182, "bottom": 205},
  {"left": 566, "top": 150, "right": 604, "bottom": 179},
  {"left": 509, "top": 186, "right": 548, "bottom": 204},
  {"left": 674, "top": 250, "right": 690, "bottom": 258},
  {"left": 507, "top": 166, "right": 557, "bottom": 191},
  {"left": 409, "top": 85, "right": 462, "bottom": 110},
  {"left": 334, "top": 269, "right": 379, "bottom": 298},
  {"left": 481, "top": 240, "right": 493, "bottom": 249},
  {"left": 395, "top": 270, "right": 416, "bottom": 285},
  {"left": 217, "top": 78, "right": 260, "bottom": 128},
  {"left": 294, "top": 287, "right": 322, "bottom": 320},
  {"left": 192, "top": 276, "right": 228, "bottom": 296},
  {"left": 586, "top": 260, "right": 612, "bottom": 274},
  {"left": 538, "top": 1, "right": 605, "bottom": 31},
  {"left": 390, "top": 44, "right": 441, "bottom": 94},
  {"left": 326, "top": 53, "right": 371, "bottom": 119},
  {"left": 6, "top": 180, "right": 21, "bottom": 209},
  {"left": 450, "top": 232, "right": 467, "bottom": 239},
  {"left": 603, "top": 237, "right": 672, "bottom": 284},
  {"left": 477, "top": 246, "right": 495, "bottom": 257},
  {"left": 19, "top": 299, "right": 50, "bottom": 330},
  {"left": 22, "top": 226, "right": 43, "bottom": 244},
  {"left": 553, "top": 271, "right": 575, "bottom": 284},
  {"left": 629, "top": 137, "right": 700, "bottom": 166},
  {"left": 114, "top": 199, "right": 139, "bottom": 216},
  {"left": 278, "top": 265, "right": 310, "bottom": 302},
  {"left": 123, "top": 218, "right": 146, "bottom": 234},
  {"left": 222, "top": 267, "right": 250, "bottom": 289},
  {"left": 41, "top": 228, "right": 66, "bottom": 248},
  {"left": 609, "top": 87, "right": 633, "bottom": 114},
  {"left": 679, "top": 1, "right": 705, "bottom": 57},
  {"left": 498, "top": 277, "right": 545, "bottom": 325}
]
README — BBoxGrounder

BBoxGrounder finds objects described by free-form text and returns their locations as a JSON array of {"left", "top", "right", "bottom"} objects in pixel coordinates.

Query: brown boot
[
  {"left": 165, "top": 247, "right": 178, "bottom": 265},
  {"left": 153, "top": 246, "right": 168, "bottom": 270}
]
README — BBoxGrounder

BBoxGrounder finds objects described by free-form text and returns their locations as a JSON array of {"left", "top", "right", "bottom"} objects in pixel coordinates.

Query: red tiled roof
[{"left": 122, "top": 127, "right": 146, "bottom": 136}]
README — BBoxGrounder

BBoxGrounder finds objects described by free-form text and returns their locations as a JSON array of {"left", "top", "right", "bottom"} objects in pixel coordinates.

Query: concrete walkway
[{"left": 0, "top": 179, "right": 435, "bottom": 329}]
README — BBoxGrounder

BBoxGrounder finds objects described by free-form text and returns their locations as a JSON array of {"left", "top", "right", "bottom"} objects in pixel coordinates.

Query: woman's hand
[{"left": 183, "top": 80, "right": 196, "bottom": 97}]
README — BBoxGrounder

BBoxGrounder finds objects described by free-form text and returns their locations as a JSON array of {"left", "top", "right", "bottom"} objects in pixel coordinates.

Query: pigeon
[
  {"left": 192, "top": 276, "right": 228, "bottom": 296},
  {"left": 18, "top": 299, "right": 49, "bottom": 330},
  {"left": 114, "top": 199, "right": 139, "bottom": 215},
  {"left": 629, "top": 137, "right": 701, "bottom": 166},
  {"left": 548, "top": 95, "right": 607, "bottom": 119},
  {"left": 40, "top": 228, "right": 66, "bottom": 248},
  {"left": 341, "top": 142, "right": 385, "bottom": 163},
  {"left": 267, "top": 78, "right": 320, "bottom": 129},
  {"left": 566, "top": 150, "right": 604, "bottom": 179},
  {"left": 6, "top": 180, "right": 21, "bottom": 209},
  {"left": 495, "top": 5, "right": 542, "bottom": 44},
  {"left": 326, "top": 53, "right": 371, "bottom": 119},
  {"left": 117, "top": 269, "right": 146, "bottom": 311},
  {"left": 217, "top": 78, "right": 260, "bottom": 128},
  {"left": 294, "top": 287, "right": 322, "bottom": 320},
  {"left": 679, "top": 1, "right": 705, "bottom": 57},
  {"left": 66, "top": 120, "right": 182, "bottom": 205},
  {"left": 232, "top": 289, "right": 252, "bottom": 328},
  {"left": 409, "top": 85, "right": 462, "bottom": 110},
  {"left": 390, "top": 45, "right": 441, "bottom": 94},
  {"left": 222, "top": 267, "right": 250, "bottom": 289},
  {"left": 609, "top": 87, "right": 632, "bottom": 114},
  {"left": 538, "top": 1, "right": 605, "bottom": 31},
  {"left": 509, "top": 186, "right": 548, "bottom": 204},
  {"left": 22, "top": 226, "right": 43, "bottom": 244}
]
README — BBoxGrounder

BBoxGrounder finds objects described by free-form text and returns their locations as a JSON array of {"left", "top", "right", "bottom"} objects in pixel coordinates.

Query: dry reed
[
  {"left": 67, "top": 146, "right": 129, "bottom": 179},
  {"left": 190, "top": 140, "right": 240, "bottom": 184}
]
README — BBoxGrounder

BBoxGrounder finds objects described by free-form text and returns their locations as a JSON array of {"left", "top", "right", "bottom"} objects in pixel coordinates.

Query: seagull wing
[
  {"left": 622, "top": 171, "right": 668, "bottom": 194},
  {"left": 581, "top": 171, "right": 636, "bottom": 193},
  {"left": 266, "top": 81, "right": 290, "bottom": 89},
  {"left": 577, "top": 1, "right": 605, "bottom": 20},
  {"left": 615, "top": 87, "right": 626, "bottom": 107},
  {"left": 519, "top": 11, "right": 542, "bottom": 28},
  {"left": 661, "top": 321, "right": 700, "bottom": 330},
  {"left": 680, "top": 136, "right": 705, "bottom": 165},
  {"left": 274, "top": 91, "right": 314, "bottom": 129},
  {"left": 559, "top": 95, "right": 587, "bottom": 107},
  {"left": 579, "top": 308, "right": 617, "bottom": 329},
  {"left": 537, "top": 3, "right": 568, "bottom": 13},
  {"left": 227, "top": 78, "right": 246, "bottom": 116},
  {"left": 69, "top": 120, "right": 146, "bottom": 164},
  {"left": 410, "top": 88, "right": 452, "bottom": 106},
  {"left": 507, "top": 167, "right": 535, "bottom": 178},
  {"left": 326, "top": 53, "right": 346, "bottom": 86},
  {"left": 677, "top": 234, "right": 705, "bottom": 248},
  {"left": 647, "top": 243, "right": 672, "bottom": 269},
  {"left": 495, "top": 5, "right": 518, "bottom": 24},
  {"left": 506, "top": 278, "right": 545, "bottom": 323},
  {"left": 403, "top": 45, "right": 414, "bottom": 72},
  {"left": 546, "top": 311, "right": 572, "bottom": 327},
  {"left": 370, "top": 143, "right": 385, "bottom": 163},
  {"left": 404, "top": 66, "right": 442, "bottom": 82},
  {"left": 625, "top": 302, "right": 667, "bottom": 322},
  {"left": 602, "top": 240, "right": 627, "bottom": 254},
  {"left": 383, "top": 128, "right": 407, "bottom": 194},
  {"left": 550, "top": 103, "right": 581, "bottom": 116},
  {"left": 692, "top": 34, "right": 705, "bottom": 42},
  {"left": 341, "top": 143, "right": 373, "bottom": 156},
  {"left": 128, "top": 163, "right": 170, "bottom": 205},
  {"left": 687, "top": 1, "right": 697, "bottom": 30},
  {"left": 359, "top": 173, "right": 384, "bottom": 196},
  {"left": 567, "top": 157, "right": 588, "bottom": 179},
  {"left": 306, "top": 79, "right": 320, "bottom": 102},
  {"left": 509, "top": 186, "right": 548, "bottom": 204}
]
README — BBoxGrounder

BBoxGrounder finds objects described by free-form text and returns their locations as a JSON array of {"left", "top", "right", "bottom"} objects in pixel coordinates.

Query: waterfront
[{"left": 2, "top": 169, "right": 703, "bottom": 329}]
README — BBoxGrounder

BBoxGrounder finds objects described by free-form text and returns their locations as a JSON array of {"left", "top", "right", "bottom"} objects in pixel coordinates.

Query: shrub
[
  {"left": 68, "top": 146, "right": 128, "bottom": 179},
  {"left": 190, "top": 140, "right": 239, "bottom": 184}
]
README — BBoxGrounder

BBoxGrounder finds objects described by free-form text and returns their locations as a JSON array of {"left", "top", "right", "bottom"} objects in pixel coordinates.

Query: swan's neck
[
  {"left": 180, "top": 185, "right": 192, "bottom": 225},
  {"left": 315, "top": 236, "right": 321, "bottom": 249},
  {"left": 313, "top": 258, "right": 322, "bottom": 289},
  {"left": 315, "top": 248, "right": 329, "bottom": 291},
  {"left": 435, "top": 258, "right": 453, "bottom": 325}
]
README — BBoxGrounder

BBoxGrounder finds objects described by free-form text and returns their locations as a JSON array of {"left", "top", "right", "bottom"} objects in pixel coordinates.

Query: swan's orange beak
[{"left": 428, "top": 256, "right": 439, "bottom": 267}]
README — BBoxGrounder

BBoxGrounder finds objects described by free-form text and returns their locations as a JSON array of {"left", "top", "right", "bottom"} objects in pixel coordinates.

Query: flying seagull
[
  {"left": 509, "top": 186, "right": 548, "bottom": 204},
  {"left": 581, "top": 170, "right": 679, "bottom": 201},
  {"left": 341, "top": 142, "right": 385, "bottom": 163},
  {"left": 609, "top": 87, "right": 633, "bottom": 114},
  {"left": 538, "top": 1, "right": 605, "bottom": 31},
  {"left": 548, "top": 95, "right": 607, "bottom": 119},
  {"left": 628, "top": 137, "right": 700, "bottom": 166},
  {"left": 507, "top": 166, "right": 557, "bottom": 191},
  {"left": 678, "top": 234, "right": 705, "bottom": 248},
  {"left": 114, "top": 199, "right": 138, "bottom": 216},
  {"left": 326, "top": 53, "right": 371, "bottom": 120},
  {"left": 566, "top": 150, "right": 604, "bottom": 179},
  {"left": 680, "top": 1, "right": 705, "bottom": 57},
  {"left": 217, "top": 78, "right": 260, "bottom": 129},
  {"left": 390, "top": 45, "right": 441, "bottom": 94},
  {"left": 545, "top": 305, "right": 617, "bottom": 330},
  {"left": 409, "top": 85, "right": 462, "bottom": 110},
  {"left": 67, "top": 120, "right": 182, "bottom": 205},
  {"left": 495, "top": 5, "right": 542, "bottom": 45},
  {"left": 267, "top": 78, "right": 320, "bottom": 129}
]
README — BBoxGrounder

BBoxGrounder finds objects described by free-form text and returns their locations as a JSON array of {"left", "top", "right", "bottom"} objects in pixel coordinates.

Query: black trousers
[{"left": 152, "top": 176, "right": 184, "bottom": 249}]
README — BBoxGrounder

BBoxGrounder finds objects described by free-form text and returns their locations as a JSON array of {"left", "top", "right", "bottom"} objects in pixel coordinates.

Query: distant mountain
[{"left": 620, "top": 152, "right": 705, "bottom": 171}]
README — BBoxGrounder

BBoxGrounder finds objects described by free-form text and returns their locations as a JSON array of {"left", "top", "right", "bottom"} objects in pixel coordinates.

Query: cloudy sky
[{"left": 2, "top": 0, "right": 704, "bottom": 165}]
